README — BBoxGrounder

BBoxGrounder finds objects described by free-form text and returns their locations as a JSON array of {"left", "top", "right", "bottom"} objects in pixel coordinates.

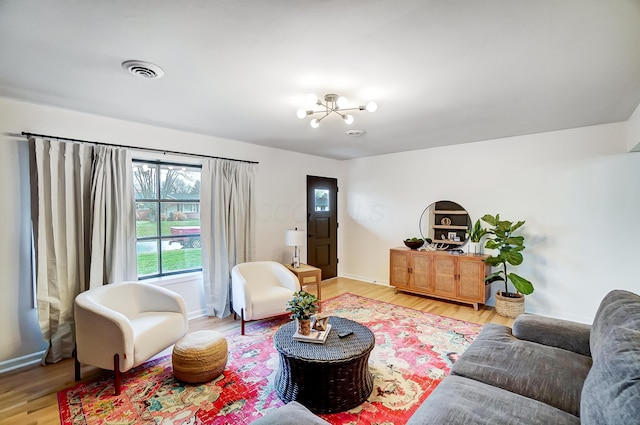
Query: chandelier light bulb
[
  {"left": 343, "top": 114, "right": 354, "bottom": 125},
  {"left": 366, "top": 101, "right": 378, "bottom": 112},
  {"left": 306, "top": 93, "right": 318, "bottom": 105},
  {"left": 310, "top": 118, "right": 320, "bottom": 128},
  {"left": 336, "top": 96, "right": 348, "bottom": 108},
  {"left": 296, "top": 108, "right": 306, "bottom": 119}
]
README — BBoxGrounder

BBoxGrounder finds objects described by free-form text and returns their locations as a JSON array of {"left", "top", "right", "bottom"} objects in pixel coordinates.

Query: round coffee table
[{"left": 273, "top": 316, "right": 375, "bottom": 413}]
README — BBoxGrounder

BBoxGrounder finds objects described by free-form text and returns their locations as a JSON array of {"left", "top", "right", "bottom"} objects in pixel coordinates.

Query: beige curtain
[
  {"left": 89, "top": 145, "right": 137, "bottom": 286},
  {"left": 30, "top": 139, "right": 93, "bottom": 363},
  {"left": 201, "top": 158, "right": 256, "bottom": 317},
  {"left": 30, "top": 137, "right": 136, "bottom": 363}
]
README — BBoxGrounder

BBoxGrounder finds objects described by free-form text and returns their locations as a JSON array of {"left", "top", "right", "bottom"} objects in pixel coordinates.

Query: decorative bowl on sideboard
[{"left": 403, "top": 239, "right": 424, "bottom": 249}]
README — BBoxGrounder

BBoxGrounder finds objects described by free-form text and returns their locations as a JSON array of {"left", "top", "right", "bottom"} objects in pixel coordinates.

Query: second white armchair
[{"left": 231, "top": 261, "right": 300, "bottom": 335}]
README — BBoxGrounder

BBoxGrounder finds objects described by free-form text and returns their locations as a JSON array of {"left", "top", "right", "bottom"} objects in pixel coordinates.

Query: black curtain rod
[{"left": 21, "top": 132, "right": 259, "bottom": 164}]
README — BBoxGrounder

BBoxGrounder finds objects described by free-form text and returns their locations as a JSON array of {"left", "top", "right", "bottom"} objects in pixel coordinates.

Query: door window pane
[{"left": 315, "top": 189, "right": 330, "bottom": 211}]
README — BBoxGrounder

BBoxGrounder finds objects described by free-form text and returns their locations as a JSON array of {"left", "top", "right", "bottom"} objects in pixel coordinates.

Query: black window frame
[{"left": 133, "top": 159, "right": 203, "bottom": 280}]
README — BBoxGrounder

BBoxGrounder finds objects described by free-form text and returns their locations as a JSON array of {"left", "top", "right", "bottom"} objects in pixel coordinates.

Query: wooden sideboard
[{"left": 390, "top": 247, "right": 491, "bottom": 310}]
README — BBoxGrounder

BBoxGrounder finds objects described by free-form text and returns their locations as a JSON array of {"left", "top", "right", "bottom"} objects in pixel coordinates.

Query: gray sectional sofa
[
  {"left": 407, "top": 289, "right": 640, "bottom": 424},
  {"left": 253, "top": 290, "right": 640, "bottom": 424}
]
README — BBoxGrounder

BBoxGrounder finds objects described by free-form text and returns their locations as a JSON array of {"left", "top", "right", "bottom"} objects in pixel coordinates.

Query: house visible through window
[{"left": 133, "top": 160, "right": 202, "bottom": 279}]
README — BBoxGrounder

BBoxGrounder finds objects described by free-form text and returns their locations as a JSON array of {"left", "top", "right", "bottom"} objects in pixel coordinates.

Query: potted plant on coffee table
[
  {"left": 286, "top": 290, "right": 319, "bottom": 335},
  {"left": 481, "top": 214, "right": 534, "bottom": 318}
]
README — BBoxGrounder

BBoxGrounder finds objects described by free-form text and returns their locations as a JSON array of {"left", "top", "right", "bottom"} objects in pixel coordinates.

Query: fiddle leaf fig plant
[
  {"left": 286, "top": 290, "right": 318, "bottom": 320},
  {"left": 481, "top": 214, "right": 534, "bottom": 296}
]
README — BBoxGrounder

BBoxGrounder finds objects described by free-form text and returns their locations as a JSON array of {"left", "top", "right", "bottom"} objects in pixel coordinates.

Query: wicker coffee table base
[
  {"left": 275, "top": 352, "right": 373, "bottom": 413},
  {"left": 273, "top": 317, "right": 375, "bottom": 414}
]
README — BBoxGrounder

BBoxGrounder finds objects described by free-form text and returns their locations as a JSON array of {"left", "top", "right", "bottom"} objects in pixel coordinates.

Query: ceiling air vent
[{"left": 121, "top": 60, "right": 165, "bottom": 79}]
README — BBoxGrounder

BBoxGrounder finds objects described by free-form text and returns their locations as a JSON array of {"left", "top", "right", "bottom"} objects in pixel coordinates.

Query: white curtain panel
[
  {"left": 30, "top": 138, "right": 94, "bottom": 363},
  {"left": 89, "top": 145, "right": 137, "bottom": 286},
  {"left": 30, "top": 138, "right": 137, "bottom": 364},
  {"left": 201, "top": 158, "right": 256, "bottom": 317}
]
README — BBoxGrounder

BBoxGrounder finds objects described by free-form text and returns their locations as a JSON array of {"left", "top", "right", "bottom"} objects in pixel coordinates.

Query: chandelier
[{"left": 296, "top": 93, "right": 377, "bottom": 128}]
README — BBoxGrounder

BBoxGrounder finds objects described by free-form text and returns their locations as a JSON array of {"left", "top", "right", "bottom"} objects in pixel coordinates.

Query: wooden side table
[{"left": 284, "top": 263, "right": 322, "bottom": 301}]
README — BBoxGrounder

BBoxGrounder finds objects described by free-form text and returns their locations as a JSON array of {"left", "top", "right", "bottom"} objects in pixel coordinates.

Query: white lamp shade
[{"left": 285, "top": 229, "right": 306, "bottom": 246}]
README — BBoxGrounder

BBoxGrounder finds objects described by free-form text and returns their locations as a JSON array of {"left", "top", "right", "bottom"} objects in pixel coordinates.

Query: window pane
[
  {"left": 315, "top": 189, "right": 330, "bottom": 211},
  {"left": 133, "top": 163, "right": 157, "bottom": 200},
  {"left": 137, "top": 240, "right": 159, "bottom": 277},
  {"left": 160, "top": 164, "right": 201, "bottom": 200},
  {"left": 161, "top": 202, "right": 201, "bottom": 237},
  {"left": 161, "top": 238, "right": 202, "bottom": 273},
  {"left": 136, "top": 202, "right": 158, "bottom": 237}
]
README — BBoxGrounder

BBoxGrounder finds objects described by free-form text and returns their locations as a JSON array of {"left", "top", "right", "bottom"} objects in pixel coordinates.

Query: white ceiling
[{"left": 1, "top": 1, "right": 640, "bottom": 160}]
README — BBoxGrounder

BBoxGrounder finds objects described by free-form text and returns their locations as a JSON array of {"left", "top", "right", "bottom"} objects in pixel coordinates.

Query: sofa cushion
[
  {"left": 512, "top": 314, "right": 591, "bottom": 357},
  {"left": 250, "top": 401, "right": 330, "bottom": 425},
  {"left": 581, "top": 326, "right": 640, "bottom": 425},
  {"left": 407, "top": 375, "right": 580, "bottom": 425},
  {"left": 451, "top": 324, "right": 591, "bottom": 416},
  {"left": 590, "top": 290, "right": 640, "bottom": 360}
]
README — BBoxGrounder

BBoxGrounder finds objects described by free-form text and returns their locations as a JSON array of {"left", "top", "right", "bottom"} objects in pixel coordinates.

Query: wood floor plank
[{"left": 0, "top": 277, "right": 514, "bottom": 425}]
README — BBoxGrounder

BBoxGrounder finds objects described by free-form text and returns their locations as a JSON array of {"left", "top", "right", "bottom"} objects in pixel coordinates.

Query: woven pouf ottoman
[{"left": 172, "top": 330, "right": 228, "bottom": 383}]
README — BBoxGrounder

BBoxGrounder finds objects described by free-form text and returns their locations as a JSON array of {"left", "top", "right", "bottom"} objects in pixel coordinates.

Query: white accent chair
[
  {"left": 231, "top": 261, "right": 300, "bottom": 335},
  {"left": 74, "top": 281, "right": 188, "bottom": 395}
]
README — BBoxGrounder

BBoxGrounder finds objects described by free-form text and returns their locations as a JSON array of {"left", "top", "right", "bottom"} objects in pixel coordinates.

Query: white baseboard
[
  {"left": 188, "top": 309, "right": 207, "bottom": 320},
  {"left": 0, "top": 350, "right": 46, "bottom": 374},
  {"left": 338, "top": 273, "right": 390, "bottom": 286}
]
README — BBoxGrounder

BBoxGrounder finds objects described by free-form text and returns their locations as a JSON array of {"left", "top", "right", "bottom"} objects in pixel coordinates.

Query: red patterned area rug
[{"left": 59, "top": 293, "right": 482, "bottom": 425}]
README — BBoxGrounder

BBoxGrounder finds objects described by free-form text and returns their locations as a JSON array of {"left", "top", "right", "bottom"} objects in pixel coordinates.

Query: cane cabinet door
[
  {"left": 411, "top": 253, "right": 432, "bottom": 290},
  {"left": 390, "top": 250, "right": 411, "bottom": 288},
  {"left": 457, "top": 256, "right": 489, "bottom": 302},
  {"left": 432, "top": 254, "right": 456, "bottom": 298}
]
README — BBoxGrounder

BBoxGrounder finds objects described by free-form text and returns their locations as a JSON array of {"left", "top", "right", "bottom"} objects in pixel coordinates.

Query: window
[
  {"left": 314, "top": 189, "right": 330, "bottom": 211},
  {"left": 133, "top": 160, "right": 202, "bottom": 279}
]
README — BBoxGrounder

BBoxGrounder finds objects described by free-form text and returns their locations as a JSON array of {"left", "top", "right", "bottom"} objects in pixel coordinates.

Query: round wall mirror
[{"left": 419, "top": 200, "right": 472, "bottom": 249}]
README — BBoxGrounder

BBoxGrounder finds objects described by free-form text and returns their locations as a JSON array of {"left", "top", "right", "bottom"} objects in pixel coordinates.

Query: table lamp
[{"left": 285, "top": 228, "right": 306, "bottom": 268}]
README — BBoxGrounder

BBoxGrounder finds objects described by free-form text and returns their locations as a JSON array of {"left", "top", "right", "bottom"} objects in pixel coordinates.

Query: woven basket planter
[{"left": 494, "top": 291, "right": 525, "bottom": 318}]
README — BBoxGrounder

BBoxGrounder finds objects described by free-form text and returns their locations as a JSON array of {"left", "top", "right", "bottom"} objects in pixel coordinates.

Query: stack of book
[{"left": 293, "top": 324, "right": 332, "bottom": 344}]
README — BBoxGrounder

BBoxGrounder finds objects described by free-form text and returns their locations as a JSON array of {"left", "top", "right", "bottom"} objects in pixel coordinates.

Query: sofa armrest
[{"left": 513, "top": 314, "right": 592, "bottom": 357}]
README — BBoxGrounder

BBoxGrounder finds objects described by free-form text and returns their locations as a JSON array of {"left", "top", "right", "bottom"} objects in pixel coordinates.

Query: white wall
[
  {"left": 628, "top": 102, "right": 640, "bottom": 152},
  {"left": 342, "top": 123, "right": 640, "bottom": 323},
  {"left": 0, "top": 97, "right": 346, "bottom": 371}
]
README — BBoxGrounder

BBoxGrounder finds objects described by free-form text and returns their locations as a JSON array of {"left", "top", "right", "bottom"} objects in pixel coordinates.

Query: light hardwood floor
[{"left": 0, "top": 277, "right": 514, "bottom": 425}]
